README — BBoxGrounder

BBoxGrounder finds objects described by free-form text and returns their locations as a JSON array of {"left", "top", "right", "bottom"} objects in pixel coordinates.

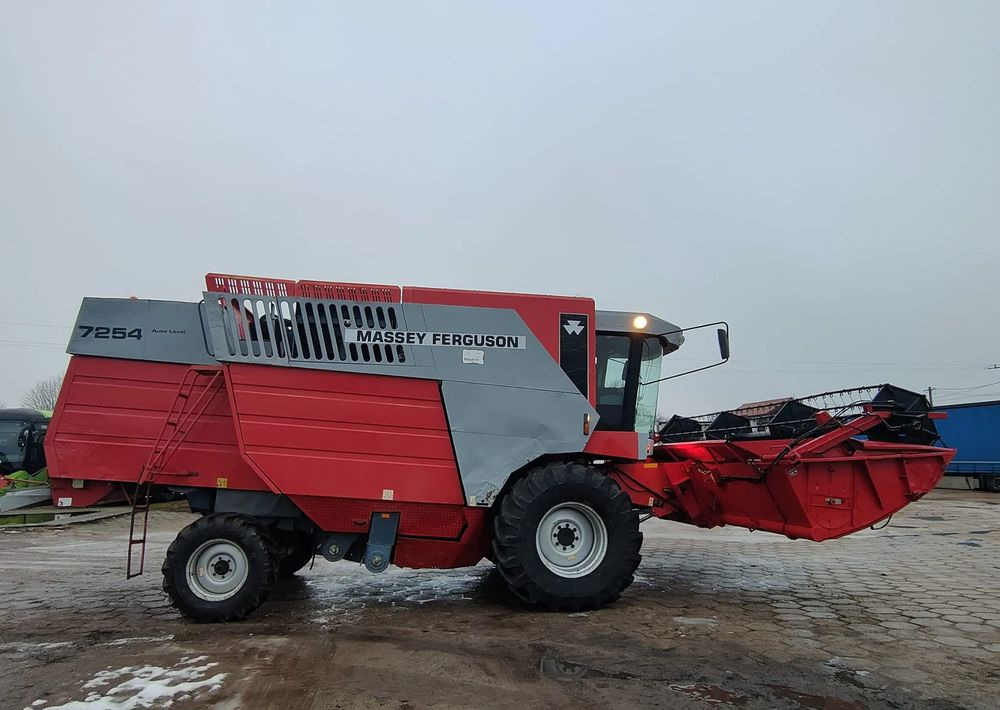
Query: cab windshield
[{"left": 635, "top": 338, "right": 664, "bottom": 435}]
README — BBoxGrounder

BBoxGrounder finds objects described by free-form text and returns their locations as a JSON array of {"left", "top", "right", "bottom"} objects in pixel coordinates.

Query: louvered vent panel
[{"left": 208, "top": 294, "right": 410, "bottom": 366}]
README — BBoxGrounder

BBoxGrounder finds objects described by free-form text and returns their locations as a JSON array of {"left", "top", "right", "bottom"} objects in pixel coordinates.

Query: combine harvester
[{"left": 44, "top": 273, "right": 953, "bottom": 621}]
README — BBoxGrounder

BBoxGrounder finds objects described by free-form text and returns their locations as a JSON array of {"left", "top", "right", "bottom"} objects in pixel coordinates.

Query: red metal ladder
[{"left": 127, "top": 366, "right": 224, "bottom": 578}]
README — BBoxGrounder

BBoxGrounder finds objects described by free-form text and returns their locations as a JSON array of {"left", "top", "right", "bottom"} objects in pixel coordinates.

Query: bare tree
[{"left": 21, "top": 375, "right": 63, "bottom": 411}]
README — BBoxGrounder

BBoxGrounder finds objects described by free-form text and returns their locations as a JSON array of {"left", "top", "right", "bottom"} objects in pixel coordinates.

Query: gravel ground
[{"left": 0, "top": 488, "right": 997, "bottom": 710}]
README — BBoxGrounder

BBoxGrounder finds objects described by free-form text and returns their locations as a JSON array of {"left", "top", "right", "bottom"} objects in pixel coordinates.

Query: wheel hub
[
  {"left": 186, "top": 539, "right": 249, "bottom": 602},
  {"left": 535, "top": 502, "right": 608, "bottom": 578},
  {"left": 554, "top": 524, "right": 579, "bottom": 549},
  {"left": 212, "top": 558, "right": 232, "bottom": 576}
]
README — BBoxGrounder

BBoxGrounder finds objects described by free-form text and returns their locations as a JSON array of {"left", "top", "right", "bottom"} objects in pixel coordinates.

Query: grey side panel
[
  {"left": 68, "top": 298, "right": 215, "bottom": 365},
  {"left": 637, "top": 434, "right": 650, "bottom": 461},
  {"left": 419, "top": 303, "right": 586, "bottom": 391},
  {"left": 441, "top": 381, "right": 596, "bottom": 504}
]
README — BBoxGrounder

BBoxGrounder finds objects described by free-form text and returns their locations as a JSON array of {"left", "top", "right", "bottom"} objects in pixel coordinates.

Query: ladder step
[{"left": 129, "top": 539, "right": 146, "bottom": 546}]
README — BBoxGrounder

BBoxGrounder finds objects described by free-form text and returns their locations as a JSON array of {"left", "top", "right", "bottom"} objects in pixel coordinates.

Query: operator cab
[
  {"left": 0, "top": 409, "right": 50, "bottom": 477},
  {"left": 594, "top": 311, "right": 684, "bottom": 435}
]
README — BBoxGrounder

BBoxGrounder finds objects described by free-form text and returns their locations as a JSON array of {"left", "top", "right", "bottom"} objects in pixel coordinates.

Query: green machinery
[{"left": 0, "top": 408, "right": 51, "bottom": 514}]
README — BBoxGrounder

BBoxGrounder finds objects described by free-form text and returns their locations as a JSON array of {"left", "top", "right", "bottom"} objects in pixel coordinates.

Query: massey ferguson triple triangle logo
[{"left": 563, "top": 319, "right": 584, "bottom": 336}]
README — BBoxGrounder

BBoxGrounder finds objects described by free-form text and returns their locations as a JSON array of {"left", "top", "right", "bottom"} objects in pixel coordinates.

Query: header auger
[{"left": 43, "top": 273, "right": 953, "bottom": 620}]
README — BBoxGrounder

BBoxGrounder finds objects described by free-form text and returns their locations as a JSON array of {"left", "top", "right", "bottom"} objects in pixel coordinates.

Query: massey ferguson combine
[{"left": 44, "top": 273, "right": 953, "bottom": 622}]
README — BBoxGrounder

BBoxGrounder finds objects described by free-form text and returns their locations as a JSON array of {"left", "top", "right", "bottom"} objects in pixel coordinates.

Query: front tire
[
  {"left": 162, "top": 514, "right": 278, "bottom": 622},
  {"left": 492, "top": 462, "right": 642, "bottom": 611}
]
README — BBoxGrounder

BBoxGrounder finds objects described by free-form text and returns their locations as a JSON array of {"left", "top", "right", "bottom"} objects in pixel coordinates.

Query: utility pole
[{"left": 926, "top": 386, "right": 934, "bottom": 406}]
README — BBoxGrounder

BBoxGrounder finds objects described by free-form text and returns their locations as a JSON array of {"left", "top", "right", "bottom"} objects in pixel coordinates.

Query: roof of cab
[
  {"left": 0, "top": 408, "right": 50, "bottom": 423},
  {"left": 595, "top": 310, "right": 685, "bottom": 352}
]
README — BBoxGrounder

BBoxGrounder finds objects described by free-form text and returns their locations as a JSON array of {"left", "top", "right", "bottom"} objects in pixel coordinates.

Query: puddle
[
  {"left": 673, "top": 616, "right": 717, "bottom": 626},
  {"left": 539, "top": 657, "right": 639, "bottom": 682},
  {"left": 833, "top": 671, "right": 868, "bottom": 689},
  {"left": 304, "top": 565, "right": 493, "bottom": 621},
  {"left": 670, "top": 683, "right": 748, "bottom": 705},
  {"left": 0, "top": 512, "right": 91, "bottom": 526},
  {"left": 912, "top": 515, "right": 947, "bottom": 521},
  {"left": 957, "top": 541, "right": 981, "bottom": 547},
  {"left": 766, "top": 683, "right": 865, "bottom": 710},
  {"left": 822, "top": 658, "right": 872, "bottom": 690}
]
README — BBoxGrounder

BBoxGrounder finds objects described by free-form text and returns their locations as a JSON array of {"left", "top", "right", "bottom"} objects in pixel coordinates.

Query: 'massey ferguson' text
[{"left": 344, "top": 329, "right": 525, "bottom": 349}]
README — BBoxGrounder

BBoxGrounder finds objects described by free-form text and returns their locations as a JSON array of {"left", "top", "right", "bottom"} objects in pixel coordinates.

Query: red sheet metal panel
[
  {"left": 583, "top": 431, "right": 644, "bottom": 460},
  {"left": 393, "top": 507, "right": 491, "bottom": 568},
  {"left": 614, "top": 434, "right": 953, "bottom": 542},
  {"left": 46, "top": 356, "right": 264, "bottom": 492},
  {"left": 205, "top": 272, "right": 401, "bottom": 303},
  {"left": 290, "top": 496, "right": 468, "bottom": 537},
  {"left": 205, "top": 273, "right": 296, "bottom": 298},
  {"left": 296, "top": 280, "right": 401, "bottom": 303},
  {"left": 225, "top": 364, "right": 464, "bottom": 504},
  {"left": 49, "top": 478, "right": 125, "bottom": 508}
]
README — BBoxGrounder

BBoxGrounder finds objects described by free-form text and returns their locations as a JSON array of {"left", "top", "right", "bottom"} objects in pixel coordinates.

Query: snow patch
[{"left": 32, "top": 657, "right": 226, "bottom": 710}]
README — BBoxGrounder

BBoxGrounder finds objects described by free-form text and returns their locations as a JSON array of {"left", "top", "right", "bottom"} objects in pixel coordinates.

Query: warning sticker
[
  {"left": 344, "top": 329, "right": 525, "bottom": 349},
  {"left": 462, "top": 349, "right": 485, "bottom": 365}
]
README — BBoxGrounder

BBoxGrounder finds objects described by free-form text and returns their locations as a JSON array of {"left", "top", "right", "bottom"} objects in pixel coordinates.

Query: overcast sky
[{"left": 2, "top": 2, "right": 998, "bottom": 416}]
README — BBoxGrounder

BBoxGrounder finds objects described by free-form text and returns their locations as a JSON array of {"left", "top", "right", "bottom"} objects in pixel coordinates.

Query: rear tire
[
  {"left": 982, "top": 475, "right": 1000, "bottom": 493},
  {"left": 492, "top": 462, "right": 642, "bottom": 611},
  {"left": 277, "top": 531, "right": 315, "bottom": 578},
  {"left": 162, "top": 513, "right": 278, "bottom": 622}
]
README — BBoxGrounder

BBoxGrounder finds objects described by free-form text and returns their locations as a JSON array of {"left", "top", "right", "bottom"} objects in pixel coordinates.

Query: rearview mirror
[
  {"left": 641, "top": 321, "right": 731, "bottom": 385},
  {"left": 717, "top": 328, "right": 730, "bottom": 361}
]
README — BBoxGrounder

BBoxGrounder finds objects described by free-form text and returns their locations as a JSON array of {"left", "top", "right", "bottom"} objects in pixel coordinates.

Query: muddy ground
[{"left": 1, "top": 488, "right": 998, "bottom": 710}]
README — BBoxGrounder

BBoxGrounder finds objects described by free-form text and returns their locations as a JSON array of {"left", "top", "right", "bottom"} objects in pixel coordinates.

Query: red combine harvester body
[{"left": 45, "top": 273, "right": 954, "bottom": 621}]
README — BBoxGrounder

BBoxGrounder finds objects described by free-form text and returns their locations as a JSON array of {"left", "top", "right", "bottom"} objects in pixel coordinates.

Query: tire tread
[
  {"left": 162, "top": 513, "right": 278, "bottom": 622},
  {"left": 492, "top": 461, "right": 642, "bottom": 611}
]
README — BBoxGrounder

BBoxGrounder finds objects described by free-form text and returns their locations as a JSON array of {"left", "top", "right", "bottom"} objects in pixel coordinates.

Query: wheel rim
[
  {"left": 535, "top": 502, "right": 608, "bottom": 578},
  {"left": 185, "top": 538, "right": 249, "bottom": 602}
]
